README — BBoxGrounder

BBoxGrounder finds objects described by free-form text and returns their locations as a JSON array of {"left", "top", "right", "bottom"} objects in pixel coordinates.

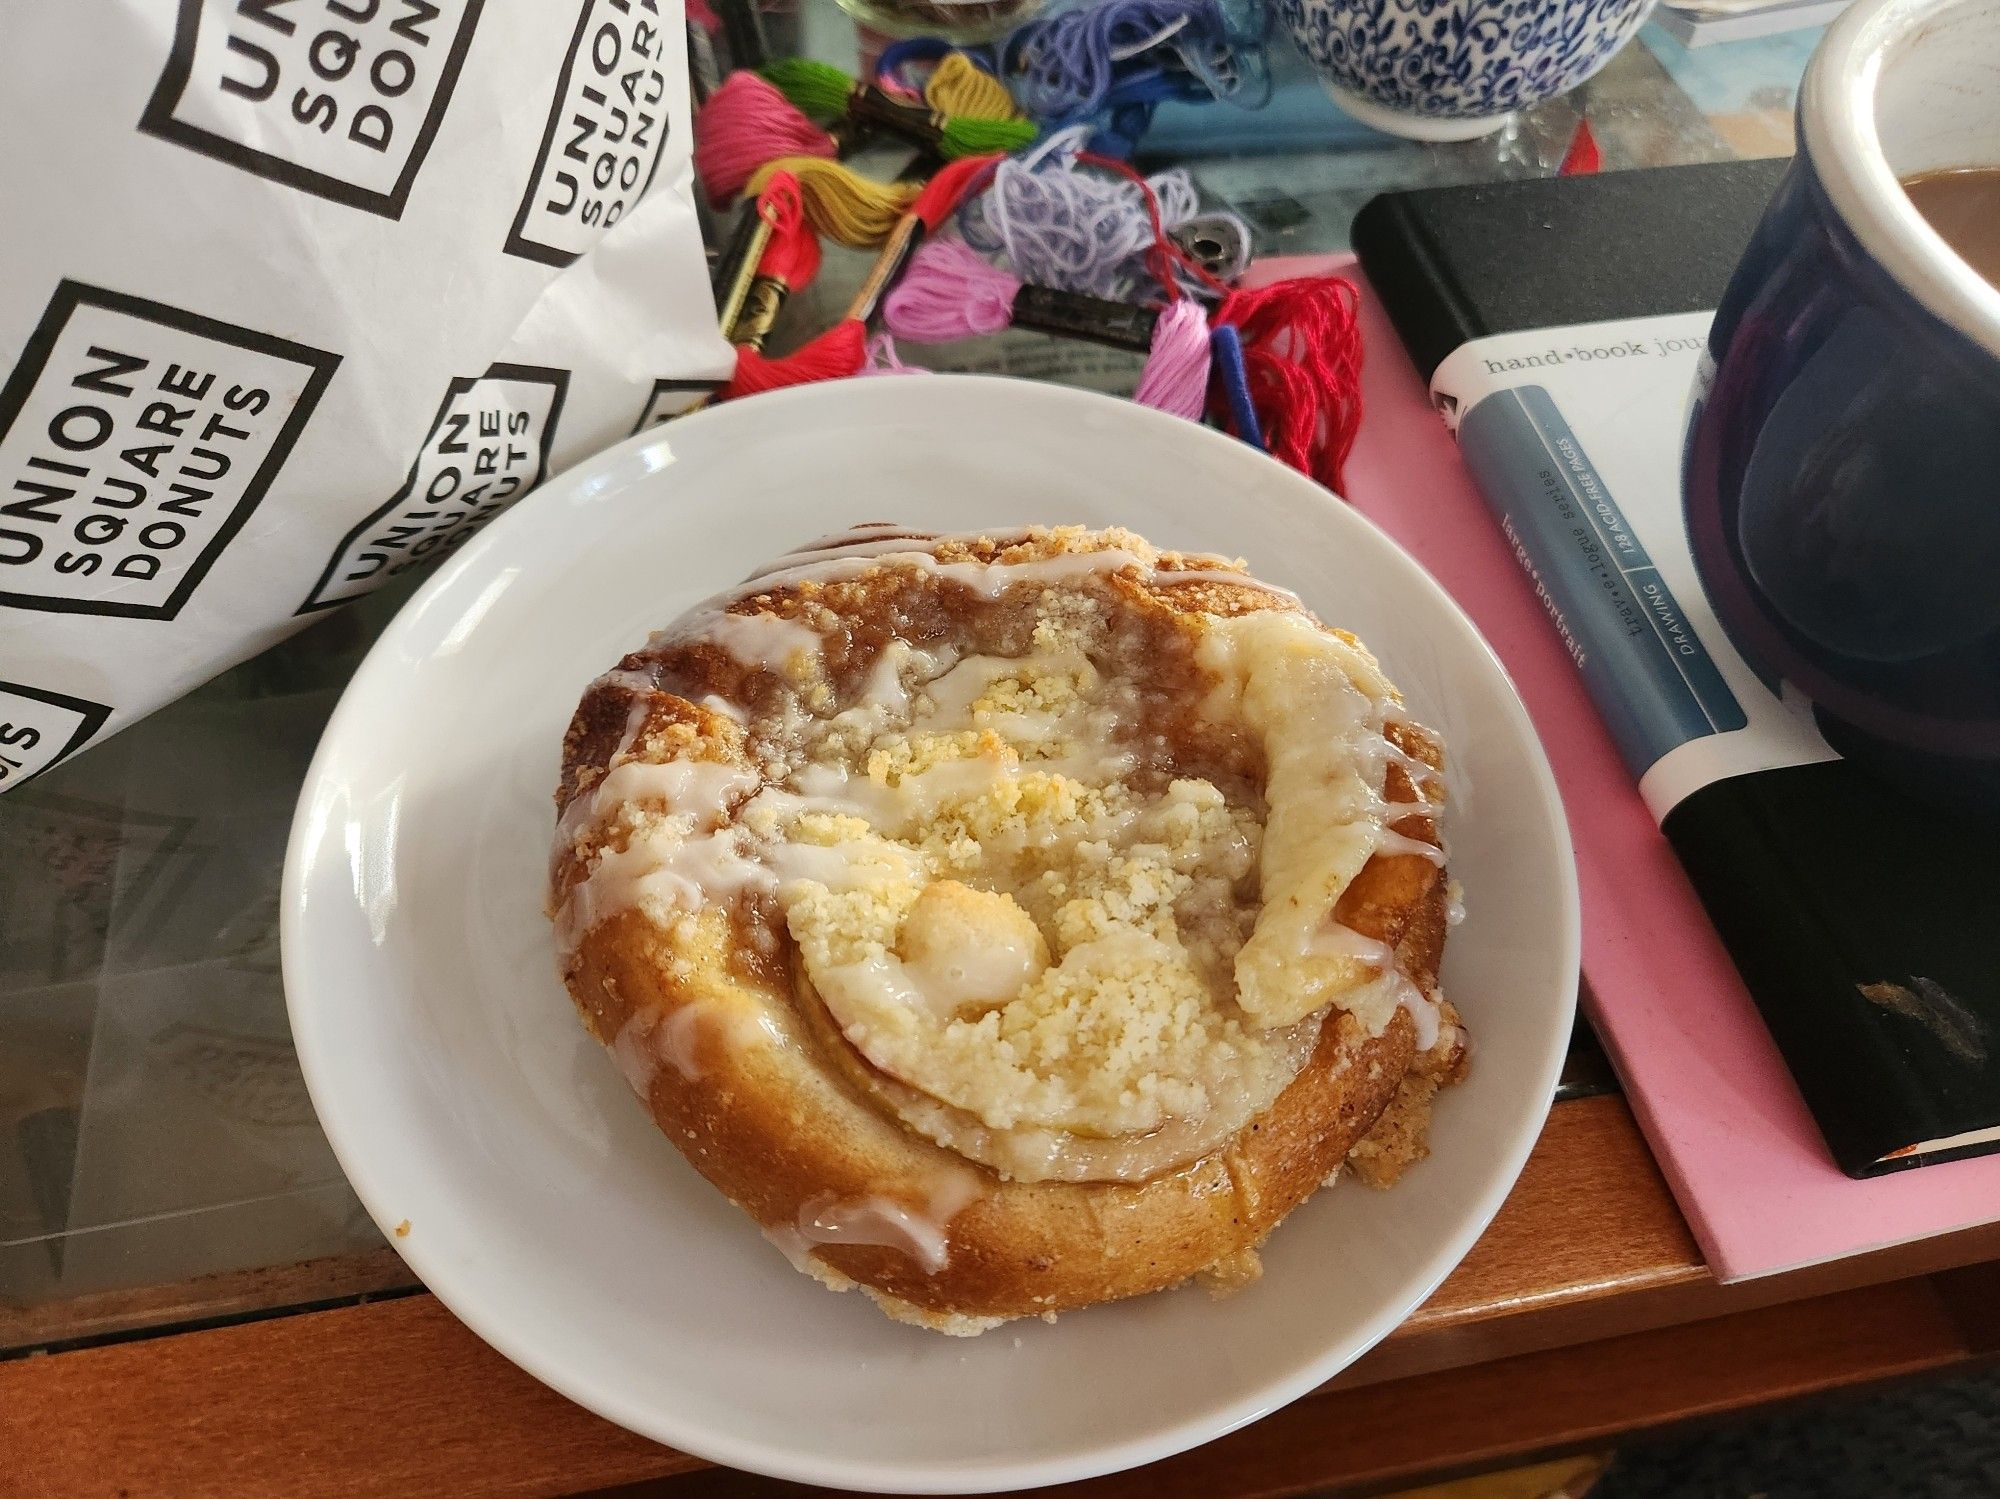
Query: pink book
[{"left": 1250, "top": 254, "right": 2000, "bottom": 1279}]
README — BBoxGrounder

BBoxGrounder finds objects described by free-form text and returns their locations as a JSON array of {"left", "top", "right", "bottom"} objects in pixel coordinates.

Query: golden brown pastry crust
[{"left": 549, "top": 527, "right": 1464, "bottom": 1327}]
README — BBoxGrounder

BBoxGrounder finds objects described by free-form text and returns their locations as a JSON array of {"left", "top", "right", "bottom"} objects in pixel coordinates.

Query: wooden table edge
[{"left": 7, "top": 1096, "right": 1999, "bottom": 1498}]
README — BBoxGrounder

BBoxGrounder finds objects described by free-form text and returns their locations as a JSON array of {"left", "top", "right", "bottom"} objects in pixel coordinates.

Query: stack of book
[{"left": 1239, "top": 158, "right": 2000, "bottom": 1279}]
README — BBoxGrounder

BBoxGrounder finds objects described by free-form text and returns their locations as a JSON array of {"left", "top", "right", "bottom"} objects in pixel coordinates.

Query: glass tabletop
[{"left": 0, "top": 2, "right": 1802, "bottom": 1359}]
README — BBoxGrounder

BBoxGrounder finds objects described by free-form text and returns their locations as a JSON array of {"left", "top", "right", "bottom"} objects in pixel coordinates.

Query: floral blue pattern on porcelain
[{"left": 1279, "top": 0, "right": 1657, "bottom": 121}]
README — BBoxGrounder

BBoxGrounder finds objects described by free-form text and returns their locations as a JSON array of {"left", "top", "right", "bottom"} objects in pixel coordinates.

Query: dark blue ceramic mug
[{"left": 1683, "top": 0, "right": 2000, "bottom": 786}]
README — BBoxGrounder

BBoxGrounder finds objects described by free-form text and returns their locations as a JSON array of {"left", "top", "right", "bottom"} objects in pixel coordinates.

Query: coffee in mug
[{"left": 1901, "top": 167, "right": 2000, "bottom": 287}]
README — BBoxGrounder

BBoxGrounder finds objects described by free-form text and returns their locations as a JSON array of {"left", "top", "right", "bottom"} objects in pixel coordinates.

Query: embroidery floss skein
[
  {"left": 693, "top": 72, "right": 839, "bottom": 203},
  {"left": 871, "top": 42, "right": 1025, "bottom": 125},
  {"left": 999, "top": 0, "right": 1269, "bottom": 124},
  {"left": 1207, "top": 323, "right": 1265, "bottom": 451},
  {"left": 744, "top": 157, "right": 923, "bottom": 247},
  {"left": 695, "top": 56, "right": 1022, "bottom": 204},
  {"left": 1077, "top": 148, "right": 1364, "bottom": 486},
  {"left": 1130, "top": 297, "right": 1212, "bottom": 418},
  {"left": 881, "top": 236, "right": 1212, "bottom": 420},
  {"left": 717, "top": 179, "right": 865, "bottom": 398},
  {"left": 1072, "top": 151, "right": 1364, "bottom": 488},
  {"left": 702, "top": 172, "right": 865, "bottom": 405},
  {"left": 1214, "top": 276, "right": 1364, "bottom": 490},
  {"left": 957, "top": 126, "right": 1251, "bottom": 301},
  {"left": 1077, "top": 70, "right": 1213, "bottom": 159},
  {"left": 884, "top": 236, "right": 1126, "bottom": 339},
  {"left": 841, "top": 152, "right": 1008, "bottom": 323},
  {"left": 721, "top": 156, "right": 1002, "bottom": 400},
  {"left": 721, "top": 320, "right": 868, "bottom": 399},
  {"left": 918, "top": 53, "right": 1023, "bottom": 120},
  {"left": 722, "top": 173, "right": 823, "bottom": 351},
  {"left": 761, "top": 58, "right": 1037, "bottom": 156},
  {"left": 875, "top": 37, "right": 988, "bottom": 96}
]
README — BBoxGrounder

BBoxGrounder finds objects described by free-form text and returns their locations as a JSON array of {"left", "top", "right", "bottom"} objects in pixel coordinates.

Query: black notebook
[{"left": 1355, "top": 162, "right": 2000, "bottom": 1178}]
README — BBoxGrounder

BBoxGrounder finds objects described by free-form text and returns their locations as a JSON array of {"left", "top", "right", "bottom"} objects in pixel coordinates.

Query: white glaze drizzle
[
  {"left": 596, "top": 666, "right": 665, "bottom": 698},
  {"left": 609, "top": 1012, "right": 662, "bottom": 1099},
  {"left": 553, "top": 762, "right": 770, "bottom": 945},
  {"left": 850, "top": 638, "right": 917, "bottom": 718},
  {"left": 1311, "top": 922, "right": 1397, "bottom": 966},
  {"left": 657, "top": 1004, "right": 709, "bottom": 1079},
  {"left": 612, "top": 689, "right": 655, "bottom": 761},
  {"left": 1404, "top": 983, "right": 1443, "bottom": 1051},
  {"left": 1374, "top": 824, "right": 1447, "bottom": 865},
  {"left": 1375, "top": 734, "right": 1442, "bottom": 790},
  {"left": 764, "top": 527, "right": 947, "bottom": 570},
  {"left": 1152, "top": 567, "right": 1305, "bottom": 604},
  {"left": 753, "top": 532, "right": 1287, "bottom": 615},
  {"left": 1305, "top": 921, "right": 1448, "bottom": 1049},
  {"left": 734, "top": 539, "right": 1150, "bottom": 605},
  {"left": 762, "top": 1224, "right": 821, "bottom": 1276},
  {"left": 791, "top": 1170, "right": 982, "bottom": 1275},
  {"left": 607, "top": 1004, "right": 786, "bottom": 1094},
  {"left": 685, "top": 609, "right": 824, "bottom": 675}
]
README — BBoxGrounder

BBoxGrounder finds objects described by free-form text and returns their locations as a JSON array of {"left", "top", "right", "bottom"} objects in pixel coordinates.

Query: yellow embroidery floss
[
  {"left": 746, "top": 158, "right": 923, "bottom": 249},
  {"left": 924, "top": 54, "right": 1021, "bottom": 122}
]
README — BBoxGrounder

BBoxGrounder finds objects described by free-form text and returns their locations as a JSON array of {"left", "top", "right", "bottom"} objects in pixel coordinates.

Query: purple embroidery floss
[
  {"left": 999, "top": 0, "right": 1271, "bottom": 125},
  {"left": 957, "top": 125, "right": 1250, "bottom": 301}
]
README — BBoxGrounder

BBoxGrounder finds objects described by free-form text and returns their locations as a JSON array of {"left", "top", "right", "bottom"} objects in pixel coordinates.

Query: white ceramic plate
[{"left": 283, "top": 375, "right": 1578, "bottom": 1494}]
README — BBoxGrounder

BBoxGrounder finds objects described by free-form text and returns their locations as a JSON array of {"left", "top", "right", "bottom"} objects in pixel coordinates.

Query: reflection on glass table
[
  {"left": 0, "top": 3, "right": 1814, "bottom": 1357},
  {"left": 0, "top": 580, "right": 432, "bottom": 1354}
]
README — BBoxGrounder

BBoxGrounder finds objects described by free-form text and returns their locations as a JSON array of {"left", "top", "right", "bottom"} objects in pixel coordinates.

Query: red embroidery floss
[{"left": 721, "top": 155, "right": 1006, "bottom": 402}]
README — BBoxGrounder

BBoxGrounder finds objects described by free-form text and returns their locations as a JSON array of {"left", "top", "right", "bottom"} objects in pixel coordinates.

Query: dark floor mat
[{"left": 1593, "top": 1372, "right": 2000, "bottom": 1499}]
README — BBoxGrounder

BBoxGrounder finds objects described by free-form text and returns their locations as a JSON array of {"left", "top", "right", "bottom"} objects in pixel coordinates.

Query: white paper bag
[{"left": 0, "top": 0, "right": 735, "bottom": 792}]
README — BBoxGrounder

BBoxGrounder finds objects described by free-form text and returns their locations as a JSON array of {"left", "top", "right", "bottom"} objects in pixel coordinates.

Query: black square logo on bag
[
  {"left": 140, "top": 0, "right": 486, "bottom": 219},
  {"left": 504, "top": 0, "right": 676, "bottom": 266},
  {"left": 630, "top": 377, "right": 718, "bottom": 433},
  {"left": 0, "top": 281, "right": 340, "bottom": 620},
  {"left": 299, "top": 362, "right": 567, "bottom": 612},
  {"left": 0, "top": 683, "right": 111, "bottom": 791}
]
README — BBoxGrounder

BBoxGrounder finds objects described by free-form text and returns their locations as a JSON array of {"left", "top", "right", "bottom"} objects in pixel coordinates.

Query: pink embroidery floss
[
  {"left": 861, "top": 333, "right": 931, "bottom": 375},
  {"left": 1129, "top": 297, "right": 1211, "bottom": 420},
  {"left": 881, "top": 237, "right": 1019, "bottom": 340},
  {"left": 694, "top": 72, "right": 838, "bottom": 204},
  {"left": 881, "top": 237, "right": 1210, "bottom": 419}
]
